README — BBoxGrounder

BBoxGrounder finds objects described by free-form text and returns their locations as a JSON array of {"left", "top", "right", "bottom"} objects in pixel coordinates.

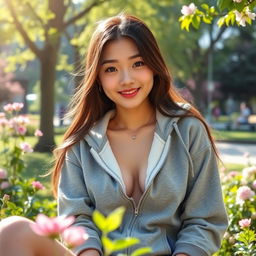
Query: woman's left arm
[{"left": 173, "top": 120, "right": 229, "bottom": 256}]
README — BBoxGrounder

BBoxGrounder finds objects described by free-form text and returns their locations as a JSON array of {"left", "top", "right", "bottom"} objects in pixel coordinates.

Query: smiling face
[{"left": 98, "top": 37, "right": 154, "bottom": 112}]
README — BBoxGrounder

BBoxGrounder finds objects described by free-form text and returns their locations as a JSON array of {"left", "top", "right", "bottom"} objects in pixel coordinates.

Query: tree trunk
[{"left": 34, "top": 44, "right": 59, "bottom": 152}]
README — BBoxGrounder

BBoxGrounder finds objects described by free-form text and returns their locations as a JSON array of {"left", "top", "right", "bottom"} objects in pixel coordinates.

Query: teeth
[{"left": 120, "top": 89, "right": 138, "bottom": 95}]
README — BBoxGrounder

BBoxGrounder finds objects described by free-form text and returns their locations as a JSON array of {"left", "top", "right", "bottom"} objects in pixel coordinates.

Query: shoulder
[{"left": 176, "top": 116, "right": 212, "bottom": 154}]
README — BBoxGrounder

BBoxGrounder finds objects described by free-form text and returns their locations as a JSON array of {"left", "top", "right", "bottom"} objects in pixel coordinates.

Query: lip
[{"left": 118, "top": 88, "right": 140, "bottom": 98}]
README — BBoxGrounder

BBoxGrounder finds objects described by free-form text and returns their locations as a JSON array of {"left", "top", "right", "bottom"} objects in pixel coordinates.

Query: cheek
[{"left": 139, "top": 69, "right": 154, "bottom": 85}]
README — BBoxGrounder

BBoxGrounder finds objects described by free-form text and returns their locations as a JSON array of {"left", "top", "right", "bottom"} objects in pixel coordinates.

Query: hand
[{"left": 79, "top": 249, "right": 100, "bottom": 256}]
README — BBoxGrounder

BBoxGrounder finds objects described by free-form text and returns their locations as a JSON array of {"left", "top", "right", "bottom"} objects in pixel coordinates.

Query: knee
[{"left": 0, "top": 216, "right": 33, "bottom": 240}]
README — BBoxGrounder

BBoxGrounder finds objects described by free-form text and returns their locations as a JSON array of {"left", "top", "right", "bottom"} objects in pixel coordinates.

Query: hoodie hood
[{"left": 84, "top": 103, "right": 191, "bottom": 152}]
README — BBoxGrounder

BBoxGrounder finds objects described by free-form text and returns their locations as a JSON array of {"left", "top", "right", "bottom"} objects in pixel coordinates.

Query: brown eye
[
  {"left": 133, "top": 61, "right": 145, "bottom": 68},
  {"left": 105, "top": 67, "right": 117, "bottom": 73}
]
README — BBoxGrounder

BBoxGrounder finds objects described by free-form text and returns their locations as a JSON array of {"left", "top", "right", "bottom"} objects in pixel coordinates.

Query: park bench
[{"left": 225, "top": 114, "right": 256, "bottom": 131}]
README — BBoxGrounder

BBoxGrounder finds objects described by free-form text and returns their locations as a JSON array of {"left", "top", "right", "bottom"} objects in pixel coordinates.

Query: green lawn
[{"left": 213, "top": 130, "right": 256, "bottom": 142}]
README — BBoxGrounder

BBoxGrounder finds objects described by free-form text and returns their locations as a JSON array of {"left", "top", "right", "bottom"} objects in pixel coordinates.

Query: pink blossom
[
  {"left": 15, "top": 125, "right": 27, "bottom": 135},
  {"left": 34, "top": 129, "right": 43, "bottom": 137},
  {"left": 0, "top": 112, "right": 5, "bottom": 118},
  {"left": 3, "top": 104, "right": 14, "bottom": 112},
  {"left": 32, "top": 181, "right": 45, "bottom": 190},
  {"left": 30, "top": 214, "right": 75, "bottom": 238},
  {"left": 0, "top": 181, "right": 10, "bottom": 190},
  {"left": 11, "top": 116, "right": 29, "bottom": 126},
  {"left": 20, "top": 142, "right": 33, "bottom": 153},
  {"left": 0, "top": 118, "right": 9, "bottom": 127},
  {"left": 0, "top": 169, "right": 7, "bottom": 179},
  {"left": 12, "top": 102, "right": 24, "bottom": 111},
  {"left": 242, "top": 166, "right": 256, "bottom": 180},
  {"left": 252, "top": 180, "right": 256, "bottom": 189},
  {"left": 181, "top": 3, "right": 197, "bottom": 16},
  {"left": 234, "top": 8, "right": 256, "bottom": 27},
  {"left": 236, "top": 185, "right": 255, "bottom": 204},
  {"left": 62, "top": 226, "right": 89, "bottom": 248},
  {"left": 239, "top": 218, "right": 251, "bottom": 228},
  {"left": 3, "top": 194, "right": 10, "bottom": 202}
]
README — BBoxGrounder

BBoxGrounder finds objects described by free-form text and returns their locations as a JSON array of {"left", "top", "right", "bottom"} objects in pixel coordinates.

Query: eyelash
[{"left": 104, "top": 61, "right": 145, "bottom": 73}]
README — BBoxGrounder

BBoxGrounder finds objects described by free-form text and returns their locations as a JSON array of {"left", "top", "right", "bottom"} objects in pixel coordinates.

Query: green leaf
[
  {"left": 201, "top": 4, "right": 209, "bottom": 11},
  {"left": 102, "top": 236, "right": 114, "bottom": 253},
  {"left": 112, "top": 237, "right": 140, "bottom": 251},
  {"left": 203, "top": 15, "right": 212, "bottom": 24},
  {"left": 191, "top": 15, "right": 201, "bottom": 29},
  {"left": 92, "top": 210, "right": 107, "bottom": 232},
  {"left": 105, "top": 206, "right": 125, "bottom": 232},
  {"left": 217, "top": 17, "right": 225, "bottom": 27},
  {"left": 130, "top": 247, "right": 152, "bottom": 256},
  {"left": 217, "top": 0, "right": 233, "bottom": 11}
]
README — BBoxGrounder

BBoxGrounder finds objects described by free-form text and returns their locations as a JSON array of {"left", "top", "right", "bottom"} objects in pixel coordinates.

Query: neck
[{"left": 111, "top": 102, "right": 156, "bottom": 132}]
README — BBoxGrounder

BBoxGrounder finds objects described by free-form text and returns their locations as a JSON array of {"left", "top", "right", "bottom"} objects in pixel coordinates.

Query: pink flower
[
  {"left": 0, "top": 169, "right": 7, "bottom": 179},
  {"left": 236, "top": 185, "right": 255, "bottom": 204},
  {"left": 32, "top": 181, "right": 45, "bottom": 190},
  {"left": 239, "top": 218, "right": 251, "bottom": 228},
  {"left": 3, "top": 104, "right": 14, "bottom": 112},
  {"left": 2, "top": 194, "right": 10, "bottom": 202},
  {"left": 234, "top": 8, "right": 256, "bottom": 27},
  {"left": 62, "top": 226, "right": 89, "bottom": 248},
  {"left": 20, "top": 142, "right": 33, "bottom": 153},
  {"left": 0, "top": 181, "right": 10, "bottom": 190},
  {"left": 181, "top": 3, "right": 197, "bottom": 16},
  {"left": 252, "top": 180, "right": 256, "bottom": 189},
  {"left": 12, "top": 102, "right": 24, "bottom": 111},
  {"left": 15, "top": 125, "right": 27, "bottom": 135},
  {"left": 34, "top": 129, "right": 43, "bottom": 137},
  {"left": 242, "top": 166, "right": 256, "bottom": 180},
  {"left": 0, "top": 112, "right": 5, "bottom": 118},
  {"left": 0, "top": 118, "right": 9, "bottom": 127},
  {"left": 30, "top": 214, "right": 75, "bottom": 238}
]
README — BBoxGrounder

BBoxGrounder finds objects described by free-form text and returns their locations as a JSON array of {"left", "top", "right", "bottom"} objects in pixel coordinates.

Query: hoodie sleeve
[
  {"left": 58, "top": 149, "right": 102, "bottom": 256},
  {"left": 173, "top": 121, "right": 228, "bottom": 256}
]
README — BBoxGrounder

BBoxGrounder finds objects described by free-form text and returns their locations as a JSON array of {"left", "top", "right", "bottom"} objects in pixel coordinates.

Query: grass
[{"left": 213, "top": 130, "right": 256, "bottom": 142}]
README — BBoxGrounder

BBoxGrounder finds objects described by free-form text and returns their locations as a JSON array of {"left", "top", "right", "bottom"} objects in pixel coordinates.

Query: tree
[{"left": 2, "top": 0, "right": 107, "bottom": 152}]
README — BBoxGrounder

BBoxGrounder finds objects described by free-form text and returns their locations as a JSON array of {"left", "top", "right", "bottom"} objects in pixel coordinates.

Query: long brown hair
[{"left": 52, "top": 13, "right": 218, "bottom": 196}]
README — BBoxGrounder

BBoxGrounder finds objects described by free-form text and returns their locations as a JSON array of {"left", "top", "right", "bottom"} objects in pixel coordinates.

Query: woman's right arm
[{"left": 58, "top": 148, "right": 102, "bottom": 255}]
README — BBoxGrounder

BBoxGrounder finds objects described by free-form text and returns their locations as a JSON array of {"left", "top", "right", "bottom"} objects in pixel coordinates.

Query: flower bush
[
  {"left": 0, "top": 102, "right": 56, "bottom": 220},
  {"left": 217, "top": 157, "right": 256, "bottom": 255}
]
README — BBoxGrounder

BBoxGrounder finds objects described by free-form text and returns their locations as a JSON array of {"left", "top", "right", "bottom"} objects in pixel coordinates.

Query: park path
[{"left": 216, "top": 142, "right": 256, "bottom": 165}]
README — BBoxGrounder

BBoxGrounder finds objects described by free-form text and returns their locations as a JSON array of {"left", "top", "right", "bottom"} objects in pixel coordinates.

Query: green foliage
[
  {"left": 0, "top": 103, "right": 56, "bottom": 220},
  {"left": 179, "top": 0, "right": 256, "bottom": 31},
  {"left": 92, "top": 206, "right": 152, "bottom": 256}
]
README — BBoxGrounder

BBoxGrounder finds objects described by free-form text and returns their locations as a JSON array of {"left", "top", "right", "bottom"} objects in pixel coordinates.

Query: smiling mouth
[{"left": 119, "top": 88, "right": 140, "bottom": 97}]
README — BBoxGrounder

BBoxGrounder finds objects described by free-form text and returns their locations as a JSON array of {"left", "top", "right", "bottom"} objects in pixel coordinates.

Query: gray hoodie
[{"left": 58, "top": 108, "right": 228, "bottom": 256}]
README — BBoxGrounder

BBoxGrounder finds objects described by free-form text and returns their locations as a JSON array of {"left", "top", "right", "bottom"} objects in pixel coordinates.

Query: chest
[{"left": 107, "top": 125, "right": 155, "bottom": 203}]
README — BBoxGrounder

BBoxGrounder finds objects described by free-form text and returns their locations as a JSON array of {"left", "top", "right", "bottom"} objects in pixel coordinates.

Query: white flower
[
  {"left": 234, "top": 7, "right": 256, "bottom": 27},
  {"left": 233, "top": 0, "right": 242, "bottom": 2},
  {"left": 181, "top": 3, "right": 197, "bottom": 16}
]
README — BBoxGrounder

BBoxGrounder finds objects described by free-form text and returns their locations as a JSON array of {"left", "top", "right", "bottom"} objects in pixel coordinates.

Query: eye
[
  {"left": 133, "top": 61, "right": 145, "bottom": 68},
  {"left": 105, "top": 66, "right": 117, "bottom": 73}
]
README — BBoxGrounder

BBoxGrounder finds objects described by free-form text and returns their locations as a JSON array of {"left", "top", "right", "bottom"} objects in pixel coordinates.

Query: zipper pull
[{"left": 134, "top": 207, "right": 139, "bottom": 216}]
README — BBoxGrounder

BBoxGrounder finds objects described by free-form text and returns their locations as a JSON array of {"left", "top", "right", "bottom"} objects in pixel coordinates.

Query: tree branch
[
  {"left": 3, "top": 0, "right": 43, "bottom": 59},
  {"left": 63, "top": 0, "right": 106, "bottom": 29}
]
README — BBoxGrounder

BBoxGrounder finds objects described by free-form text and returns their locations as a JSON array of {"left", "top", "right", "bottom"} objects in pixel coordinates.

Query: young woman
[{"left": 0, "top": 14, "right": 228, "bottom": 256}]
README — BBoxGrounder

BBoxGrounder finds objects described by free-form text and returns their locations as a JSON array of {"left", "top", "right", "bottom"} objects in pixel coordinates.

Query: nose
[{"left": 120, "top": 69, "right": 134, "bottom": 86}]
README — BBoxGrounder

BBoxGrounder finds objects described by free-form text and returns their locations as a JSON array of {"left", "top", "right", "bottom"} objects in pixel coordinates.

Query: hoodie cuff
[
  {"left": 173, "top": 242, "right": 208, "bottom": 256},
  {"left": 73, "top": 237, "right": 102, "bottom": 256}
]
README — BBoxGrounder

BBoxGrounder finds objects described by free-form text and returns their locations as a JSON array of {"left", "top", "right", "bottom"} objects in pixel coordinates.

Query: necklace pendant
[{"left": 131, "top": 135, "right": 136, "bottom": 140}]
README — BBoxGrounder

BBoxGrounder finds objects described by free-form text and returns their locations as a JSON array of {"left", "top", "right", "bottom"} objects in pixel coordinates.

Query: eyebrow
[{"left": 101, "top": 54, "right": 141, "bottom": 65}]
